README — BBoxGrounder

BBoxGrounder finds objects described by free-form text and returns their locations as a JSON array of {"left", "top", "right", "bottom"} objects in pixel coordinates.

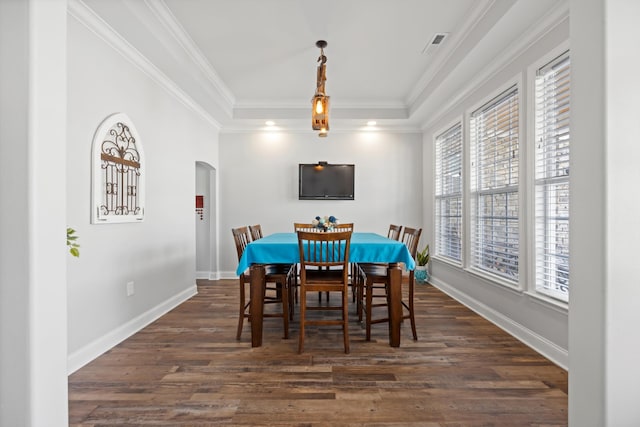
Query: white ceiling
[{"left": 77, "top": 0, "right": 564, "bottom": 132}]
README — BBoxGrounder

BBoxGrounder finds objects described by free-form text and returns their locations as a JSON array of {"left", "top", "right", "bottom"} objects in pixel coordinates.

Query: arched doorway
[{"left": 195, "top": 161, "right": 217, "bottom": 279}]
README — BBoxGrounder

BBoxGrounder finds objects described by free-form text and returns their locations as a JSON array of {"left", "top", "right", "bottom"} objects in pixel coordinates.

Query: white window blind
[
  {"left": 470, "top": 87, "right": 519, "bottom": 281},
  {"left": 435, "top": 122, "right": 462, "bottom": 262},
  {"left": 534, "top": 51, "right": 570, "bottom": 301}
]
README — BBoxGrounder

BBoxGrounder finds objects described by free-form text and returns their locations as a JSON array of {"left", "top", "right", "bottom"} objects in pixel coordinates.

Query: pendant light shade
[{"left": 312, "top": 40, "right": 330, "bottom": 137}]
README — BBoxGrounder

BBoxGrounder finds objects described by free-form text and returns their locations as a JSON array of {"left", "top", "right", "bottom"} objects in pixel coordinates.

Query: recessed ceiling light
[
  {"left": 265, "top": 120, "right": 275, "bottom": 126},
  {"left": 367, "top": 121, "right": 377, "bottom": 126}
]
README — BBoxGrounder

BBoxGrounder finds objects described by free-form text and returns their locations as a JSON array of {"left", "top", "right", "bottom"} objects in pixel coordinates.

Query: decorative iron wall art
[{"left": 91, "top": 113, "right": 145, "bottom": 224}]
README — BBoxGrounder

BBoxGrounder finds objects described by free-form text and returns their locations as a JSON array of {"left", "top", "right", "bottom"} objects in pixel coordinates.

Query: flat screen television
[{"left": 298, "top": 163, "right": 355, "bottom": 200}]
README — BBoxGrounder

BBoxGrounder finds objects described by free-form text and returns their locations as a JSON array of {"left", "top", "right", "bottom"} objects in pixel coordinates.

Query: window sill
[
  {"left": 524, "top": 291, "right": 568, "bottom": 314},
  {"left": 463, "top": 266, "right": 523, "bottom": 295},
  {"left": 432, "top": 255, "right": 462, "bottom": 269},
  {"left": 437, "top": 261, "right": 568, "bottom": 313}
]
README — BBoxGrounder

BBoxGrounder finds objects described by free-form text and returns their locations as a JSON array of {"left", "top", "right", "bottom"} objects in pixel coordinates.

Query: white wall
[
  {"left": 218, "top": 131, "right": 423, "bottom": 275},
  {"left": 0, "top": 1, "right": 69, "bottom": 425},
  {"left": 421, "top": 16, "right": 570, "bottom": 367},
  {"left": 0, "top": 3, "right": 31, "bottom": 423},
  {"left": 66, "top": 15, "right": 219, "bottom": 372},
  {"left": 568, "top": 0, "right": 606, "bottom": 424},
  {"left": 604, "top": 1, "right": 640, "bottom": 423},
  {"left": 569, "top": 0, "right": 640, "bottom": 425}
]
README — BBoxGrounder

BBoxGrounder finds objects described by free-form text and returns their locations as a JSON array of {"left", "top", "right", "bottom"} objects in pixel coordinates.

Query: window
[
  {"left": 434, "top": 122, "right": 462, "bottom": 263},
  {"left": 534, "top": 51, "right": 570, "bottom": 301},
  {"left": 470, "top": 86, "right": 520, "bottom": 282}
]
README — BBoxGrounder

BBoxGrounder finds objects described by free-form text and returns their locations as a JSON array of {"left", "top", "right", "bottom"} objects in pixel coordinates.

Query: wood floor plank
[{"left": 68, "top": 279, "right": 567, "bottom": 426}]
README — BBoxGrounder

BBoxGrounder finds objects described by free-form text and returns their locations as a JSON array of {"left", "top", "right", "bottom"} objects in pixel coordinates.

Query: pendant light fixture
[{"left": 311, "top": 40, "right": 329, "bottom": 137}]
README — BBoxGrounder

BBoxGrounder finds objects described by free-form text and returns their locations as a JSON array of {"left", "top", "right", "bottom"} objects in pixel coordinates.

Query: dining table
[{"left": 236, "top": 232, "right": 416, "bottom": 348}]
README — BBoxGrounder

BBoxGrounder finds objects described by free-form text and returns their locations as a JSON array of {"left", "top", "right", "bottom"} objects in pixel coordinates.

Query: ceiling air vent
[{"left": 421, "top": 32, "right": 449, "bottom": 55}]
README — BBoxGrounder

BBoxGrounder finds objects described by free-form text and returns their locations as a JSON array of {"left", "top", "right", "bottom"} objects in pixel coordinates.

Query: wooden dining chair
[
  {"left": 250, "top": 223, "right": 297, "bottom": 319},
  {"left": 248, "top": 224, "right": 263, "bottom": 241},
  {"left": 232, "top": 226, "right": 294, "bottom": 340},
  {"left": 291, "top": 223, "right": 319, "bottom": 306},
  {"left": 388, "top": 224, "right": 403, "bottom": 241},
  {"left": 296, "top": 230, "right": 352, "bottom": 354},
  {"left": 354, "top": 224, "right": 403, "bottom": 313},
  {"left": 294, "top": 223, "right": 355, "bottom": 303},
  {"left": 357, "top": 226, "right": 422, "bottom": 341},
  {"left": 293, "top": 222, "right": 324, "bottom": 304},
  {"left": 330, "top": 223, "right": 357, "bottom": 301}
]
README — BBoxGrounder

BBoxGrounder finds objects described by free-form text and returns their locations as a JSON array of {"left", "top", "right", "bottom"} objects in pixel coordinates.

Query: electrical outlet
[{"left": 126, "top": 281, "right": 135, "bottom": 296}]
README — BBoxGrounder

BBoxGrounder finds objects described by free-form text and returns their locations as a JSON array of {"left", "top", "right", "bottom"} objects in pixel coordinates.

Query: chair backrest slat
[
  {"left": 332, "top": 223, "right": 354, "bottom": 232},
  {"left": 248, "top": 224, "right": 263, "bottom": 241},
  {"left": 231, "top": 226, "right": 252, "bottom": 261},
  {"left": 294, "top": 222, "right": 319, "bottom": 232},
  {"left": 388, "top": 224, "right": 403, "bottom": 241},
  {"left": 401, "top": 226, "right": 422, "bottom": 259},
  {"left": 294, "top": 222, "right": 354, "bottom": 233},
  {"left": 297, "top": 230, "right": 352, "bottom": 269}
]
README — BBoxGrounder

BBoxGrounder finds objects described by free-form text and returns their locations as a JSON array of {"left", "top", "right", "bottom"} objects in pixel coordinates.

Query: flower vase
[{"left": 414, "top": 265, "right": 429, "bottom": 284}]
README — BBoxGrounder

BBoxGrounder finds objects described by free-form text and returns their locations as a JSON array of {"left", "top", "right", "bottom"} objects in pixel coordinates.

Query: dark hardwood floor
[{"left": 68, "top": 278, "right": 567, "bottom": 426}]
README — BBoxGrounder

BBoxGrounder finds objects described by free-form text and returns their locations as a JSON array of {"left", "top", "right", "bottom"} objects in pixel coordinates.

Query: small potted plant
[{"left": 414, "top": 244, "right": 429, "bottom": 284}]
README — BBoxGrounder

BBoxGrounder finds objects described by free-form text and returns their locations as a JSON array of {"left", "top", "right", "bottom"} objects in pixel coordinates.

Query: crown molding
[
  {"left": 69, "top": 0, "right": 565, "bottom": 136},
  {"left": 67, "top": 0, "right": 221, "bottom": 129},
  {"left": 219, "top": 123, "right": 422, "bottom": 135},
  {"left": 406, "top": 0, "right": 496, "bottom": 107},
  {"left": 420, "top": 0, "right": 569, "bottom": 131},
  {"left": 232, "top": 104, "right": 409, "bottom": 121},
  {"left": 144, "top": 0, "right": 236, "bottom": 109}
]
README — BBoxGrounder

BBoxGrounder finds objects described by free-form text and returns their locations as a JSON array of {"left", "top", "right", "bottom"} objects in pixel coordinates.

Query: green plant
[
  {"left": 416, "top": 244, "right": 429, "bottom": 266},
  {"left": 67, "top": 227, "right": 80, "bottom": 257}
]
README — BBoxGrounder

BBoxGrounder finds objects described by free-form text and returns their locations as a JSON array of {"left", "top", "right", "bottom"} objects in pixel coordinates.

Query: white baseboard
[
  {"left": 219, "top": 270, "right": 238, "bottom": 280},
  {"left": 429, "top": 277, "right": 568, "bottom": 370},
  {"left": 67, "top": 285, "right": 198, "bottom": 375},
  {"left": 196, "top": 270, "right": 220, "bottom": 280}
]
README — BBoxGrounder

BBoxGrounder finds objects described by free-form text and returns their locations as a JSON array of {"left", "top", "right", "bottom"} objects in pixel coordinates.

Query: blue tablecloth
[{"left": 236, "top": 232, "right": 415, "bottom": 275}]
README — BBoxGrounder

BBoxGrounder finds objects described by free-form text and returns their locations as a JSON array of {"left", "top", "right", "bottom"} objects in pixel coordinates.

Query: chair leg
[
  {"left": 293, "top": 264, "right": 299, "bottom": 304},
  {"left": 356, "top": 270, "right": 363, "bottom": 322},
  {"left": 281, "top": 281, "right": 289, "bottom": 339},
  {"left": 342, "top": 288, "right": 350, "bottom": 354},
  {"left": 351, "top": 263, "right": 357, "bottom": 303},
  {"left": 289, "top": 275, "right": 295, "bottom": 321},
  {"left": 298, "top": 290, "right": 306, "bottom": 354},
  {"left": 365, "top": 278, "right": 373, "bottom": 341},
  {"left": 408, "top": 278, "right": 417, "bottom": 341},
  {"left": 236, "top": 279, "right": 245, "bottom": 340},
  {"left": 317, "top": 291, "right": 330, "bottom": 302}
]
